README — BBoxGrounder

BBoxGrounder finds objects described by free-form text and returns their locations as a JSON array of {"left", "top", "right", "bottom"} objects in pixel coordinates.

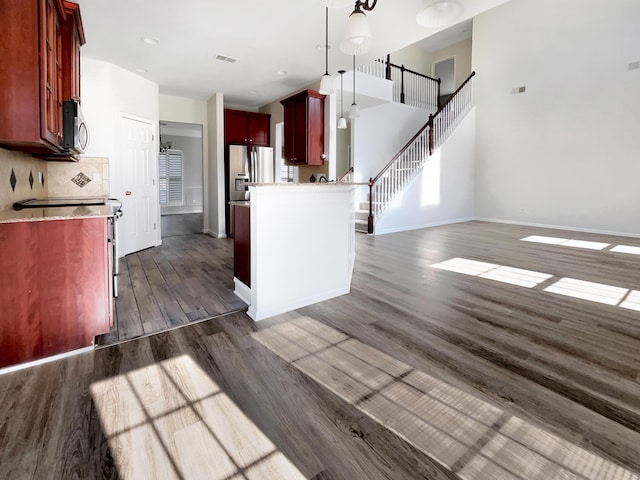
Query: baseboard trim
[
  {"left": 0, "top": 346, "right": 94, "bottom": 376},
  {"left": 475, "top": 217, "right": 640, "bottom": 239},
  {"left": 203, "top": 229, "right": 227, "bottom": 239},
  {"left": 374, "top": 217, "right": 475, "bottom": 235}
]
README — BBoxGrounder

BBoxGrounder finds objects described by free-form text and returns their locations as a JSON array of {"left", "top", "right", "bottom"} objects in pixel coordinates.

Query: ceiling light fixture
[
  {"left": 318, "top": 7, "right": 334, "bottom": 95},
  {"left": 276, "top": 70, "right": 288, "bottom": 76},
  {"left": 337, "top": 70, "right": 347, "bottom": 129},
  {"left": 340, "top": 0, "right": 377, "bottom": 56},
  {"left": 349, "top": 56, "right": 359, "bottom": 119},
  {"left": 141, "top": 37, "right": 159, "bottom": 45},
  {"left": 416, "top": 0, "right": 463, "bottom": 28}
]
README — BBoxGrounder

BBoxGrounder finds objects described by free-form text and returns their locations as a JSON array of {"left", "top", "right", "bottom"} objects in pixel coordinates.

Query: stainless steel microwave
[{"left": 62, "top": 99, "right": 88, "bottom": 153}]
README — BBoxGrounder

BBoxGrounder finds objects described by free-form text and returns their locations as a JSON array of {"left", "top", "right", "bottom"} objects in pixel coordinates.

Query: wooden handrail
[
  {"left": 337, "top": 166, "right": 354, "bottom": 182},
  {"left": 367, "top": 71, "right": 476, "bottom": 233},
  {"left": 434, "top": 71, "right": 476, "bottom": 116},
  {"left": 376, "top": 57, "right": 440, "bottom": 83}
]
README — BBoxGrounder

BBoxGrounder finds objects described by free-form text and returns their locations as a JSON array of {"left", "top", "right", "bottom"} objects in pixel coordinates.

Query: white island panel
[{"left": 247, "top": 184, "right": 357, "bottom": 321}]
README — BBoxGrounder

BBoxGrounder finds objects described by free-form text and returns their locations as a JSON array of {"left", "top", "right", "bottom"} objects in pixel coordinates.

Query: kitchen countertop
[{"left": 0, "top": 205, "right": 116, "bottom": 224}]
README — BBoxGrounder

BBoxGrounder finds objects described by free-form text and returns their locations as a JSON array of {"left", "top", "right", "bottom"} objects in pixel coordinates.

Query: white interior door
[{"left": 117, "top": 114, "right": 158, "bottom": 256}]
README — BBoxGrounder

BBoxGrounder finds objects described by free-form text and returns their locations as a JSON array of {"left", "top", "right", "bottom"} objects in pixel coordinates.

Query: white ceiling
[{"left": 75, "top": 0, "right": 509, "bottom": 109}]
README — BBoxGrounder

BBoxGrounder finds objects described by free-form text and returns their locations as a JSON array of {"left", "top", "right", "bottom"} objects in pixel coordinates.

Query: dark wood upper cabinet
[
  {"left": 0, "top": 0, "right": 83, "bottom": 160},
  {"left": 61, "top": 1, "right": 85, "bottom": 101},
  {"left": 280, "top": 89, "right": 325, "bottom": 166},
  {"left": 224, "top": 109, "right": 271, "bottom": 146}
]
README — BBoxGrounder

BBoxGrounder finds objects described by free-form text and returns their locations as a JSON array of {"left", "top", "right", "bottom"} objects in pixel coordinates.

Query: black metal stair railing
[{"left": 366, "top": 72, "right": 476, "bottom": 234}]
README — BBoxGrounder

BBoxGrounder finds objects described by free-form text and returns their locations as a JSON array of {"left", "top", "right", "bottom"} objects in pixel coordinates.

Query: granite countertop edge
[{"left": 0, "top": 205, "right": 115, "bottom": 224}]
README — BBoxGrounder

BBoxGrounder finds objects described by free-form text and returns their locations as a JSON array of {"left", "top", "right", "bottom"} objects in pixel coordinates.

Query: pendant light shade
[
  {"left": 349, "top": 56, "right": 360, "bottom": 119},
  {"left": 339, "top": 9, "right": 373, "bottom": 55},
  {"left": 348, "top": 103, "right": 360, "bottom": 119},
  {"left": 318, "top": 7, "right": 334, "bottom": 95},
  {"left": 337, "top": 69, "right": 347, "bottom": 129},
  {"left": 319, "top": 74, "right": 334, "bottom": 95}
]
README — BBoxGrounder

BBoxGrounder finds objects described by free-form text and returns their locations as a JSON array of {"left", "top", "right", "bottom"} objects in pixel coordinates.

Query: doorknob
[{"left": 125, "top": 191, "right": 132, "bottom": 196}]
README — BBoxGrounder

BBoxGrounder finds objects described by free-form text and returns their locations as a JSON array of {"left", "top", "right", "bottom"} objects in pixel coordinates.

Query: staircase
[{"left": 355, "top": 62, "right": 476, "bottom": 234}]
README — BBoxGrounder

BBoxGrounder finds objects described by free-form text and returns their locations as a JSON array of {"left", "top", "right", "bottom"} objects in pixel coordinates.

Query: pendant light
[
  {"left": 349, "top": 56, "right": 360, "bottom": 119},
  {"left": 337, "top": 70, "right": 347, "bottom": 129},
  {"left": 340, "top": 0, "right": 377, "bottom": 55},
  {"left": 318, "top": 7, "right": 334, "bottom": 95}
]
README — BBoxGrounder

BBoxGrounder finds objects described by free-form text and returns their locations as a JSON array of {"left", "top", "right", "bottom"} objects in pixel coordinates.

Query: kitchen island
[
  {"left": 0, "top": 205, "right": 116, "bottom": 370},
  {"left": 232, "top": 183, "right": 359, "bottom": 321}
]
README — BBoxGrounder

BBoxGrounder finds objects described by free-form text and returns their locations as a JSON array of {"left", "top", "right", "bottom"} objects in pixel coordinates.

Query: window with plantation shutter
[{"left": 159, "top": 149, "right": 184, "bottom": 206}]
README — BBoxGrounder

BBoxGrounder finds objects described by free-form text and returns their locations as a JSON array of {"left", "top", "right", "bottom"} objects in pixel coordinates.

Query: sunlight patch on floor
[
  {"left": 544, "top": 278, "right": 628, "bottom": 306},
  {"left": 90, "top": 354, "right": 306, "bottom": 480},
  {"left": 611, "top": 245, "right": 640, "bottom": 255},
  {"left": 521, "top": 235, "right": 640, "bottom": 254},
  {"left": 431, "top": 258, "right": 552, "bottom": 288},
  {"left": 521, "top": 235, "right": 610, "bottom": 250},
  {"left": 253, "top": 316, "right": 640, "bottom": 480}
]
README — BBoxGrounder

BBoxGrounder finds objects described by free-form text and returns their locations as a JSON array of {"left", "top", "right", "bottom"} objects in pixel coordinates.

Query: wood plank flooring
[
  {"left": 2, "top": 221, "right": 640, "bottom": 479},
  {"left": 98, "top": 233, "right": 247, "bottom": 345}
]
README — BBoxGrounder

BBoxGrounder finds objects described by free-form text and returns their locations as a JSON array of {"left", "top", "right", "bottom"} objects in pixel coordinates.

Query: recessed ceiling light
[
  {"left": 135, "top": 68, "right": 148, "bottom": 73},
  {"left": 276, "top": 70, "right": 288, "bottom": 76},
  {"left": 141, "top": 37, "right": 160, "bottom": 45}
]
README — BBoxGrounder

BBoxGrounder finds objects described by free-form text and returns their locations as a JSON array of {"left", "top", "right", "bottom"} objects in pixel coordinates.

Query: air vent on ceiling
[
  {"left": 628, "top": 61, "right": 640, "bottom": 71},
  {"left": 216, "top": 54, "right": 237, "bottom": 63}
]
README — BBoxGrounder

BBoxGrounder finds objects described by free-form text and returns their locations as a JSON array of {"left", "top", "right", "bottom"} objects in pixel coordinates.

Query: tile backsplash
[
  {"left": 0, "top": 148, "right": 48, "bottom": 210},
  {"left": 47, "top": 156, "right": 110, "bottom": 197},
  {"left": 0, "top": 149, "right": 110, "bottom": 211}
]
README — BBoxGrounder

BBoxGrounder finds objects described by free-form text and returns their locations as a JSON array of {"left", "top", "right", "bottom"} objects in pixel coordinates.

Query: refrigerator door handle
[{"left": 252, "top": 149, "right": 257, "bottom": 183}]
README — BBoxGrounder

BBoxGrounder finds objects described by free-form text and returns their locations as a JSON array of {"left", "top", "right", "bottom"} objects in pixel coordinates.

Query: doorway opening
[
  {"left": 433, "top": 56, "right": 456, "bottom": 108},
  {"left": 158, "top": 121, "right": 204, "bottom": 237}
]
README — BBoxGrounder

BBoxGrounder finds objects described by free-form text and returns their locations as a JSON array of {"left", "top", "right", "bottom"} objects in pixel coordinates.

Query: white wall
[
  {"left": 375, "top": 108, "right": 476, "bottom": 234},
  {"left": 353, "top": 102, "right": 430, "bottom": 184},
  {"left": 473, "top": 0, "right": 640, "bottom": 236},
  {"left": 206, "top": 93, "right": 225, "bottom": 237},
  {"left": 81, "top": 58, "right": 161, "bottom": 249}
]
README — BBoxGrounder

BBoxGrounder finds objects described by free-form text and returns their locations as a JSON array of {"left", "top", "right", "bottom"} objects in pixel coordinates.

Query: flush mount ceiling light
[
  {"left": 337, "top": 70, "right": 347, "bottom": 129},
  {"left": 318, "top": 7, "right": 335, "bottom": 95},
  {"left": 340, "top": 0, "right": 377, "bottom": 56},
  {"left": 348, "top": 56, "right": 360, "bottom": 119},
  {"left": 141, "top": 37, "right": 159, "bottom": 45},
  {"left": 416, "top": 0, "right": 463, "bottom": 28}
]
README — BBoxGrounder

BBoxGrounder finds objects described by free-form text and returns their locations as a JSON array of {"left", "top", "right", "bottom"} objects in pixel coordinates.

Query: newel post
[
  {"left": 400, "top": 65, "right": 406, "bottom": 104},
  {"left": 428, "top": 114, "right": 434, "bottom": 155},
  {"left": 385, "top": 54, "right": 391, "bottom": 80},
  {"left": 368, "top": 178, "right": 374, "bottom": 234}
]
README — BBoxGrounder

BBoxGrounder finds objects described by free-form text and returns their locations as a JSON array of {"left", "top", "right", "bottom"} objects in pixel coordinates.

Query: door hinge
[
  {"left": 152, "top": 134, "right": 155, "bottom": 141},
  {"left": 154, "top": 223, "right": 157, "bottom": 230},
  {"left": 153, "top": 179, "right": 155, "bottom": 186}
]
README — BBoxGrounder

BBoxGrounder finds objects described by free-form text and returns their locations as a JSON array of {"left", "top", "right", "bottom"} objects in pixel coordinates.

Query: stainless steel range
[{"left": 13, "top": 197, "right": 123, "bottom": 298}]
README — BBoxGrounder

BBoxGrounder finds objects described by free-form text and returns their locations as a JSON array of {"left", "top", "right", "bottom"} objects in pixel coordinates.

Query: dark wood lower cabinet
[
  {"left": 0, "top": 217, "right": 111, "bottom": 368},
  {"left": 233, "top": 204, "right": 251, "bottom": 286}
]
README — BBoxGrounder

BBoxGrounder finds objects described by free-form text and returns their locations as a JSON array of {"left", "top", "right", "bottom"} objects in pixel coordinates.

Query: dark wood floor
[
  {"left": 98, "top": 233, "right": 247, "bottom": 345},
  {"left": 2, "top": 221, "right": 640, "bottom": 479}
]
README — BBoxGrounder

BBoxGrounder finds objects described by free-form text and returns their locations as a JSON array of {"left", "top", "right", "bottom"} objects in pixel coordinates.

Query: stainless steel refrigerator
[{"left": 225, "top": 144, "right": 275, "bottom": 236}]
